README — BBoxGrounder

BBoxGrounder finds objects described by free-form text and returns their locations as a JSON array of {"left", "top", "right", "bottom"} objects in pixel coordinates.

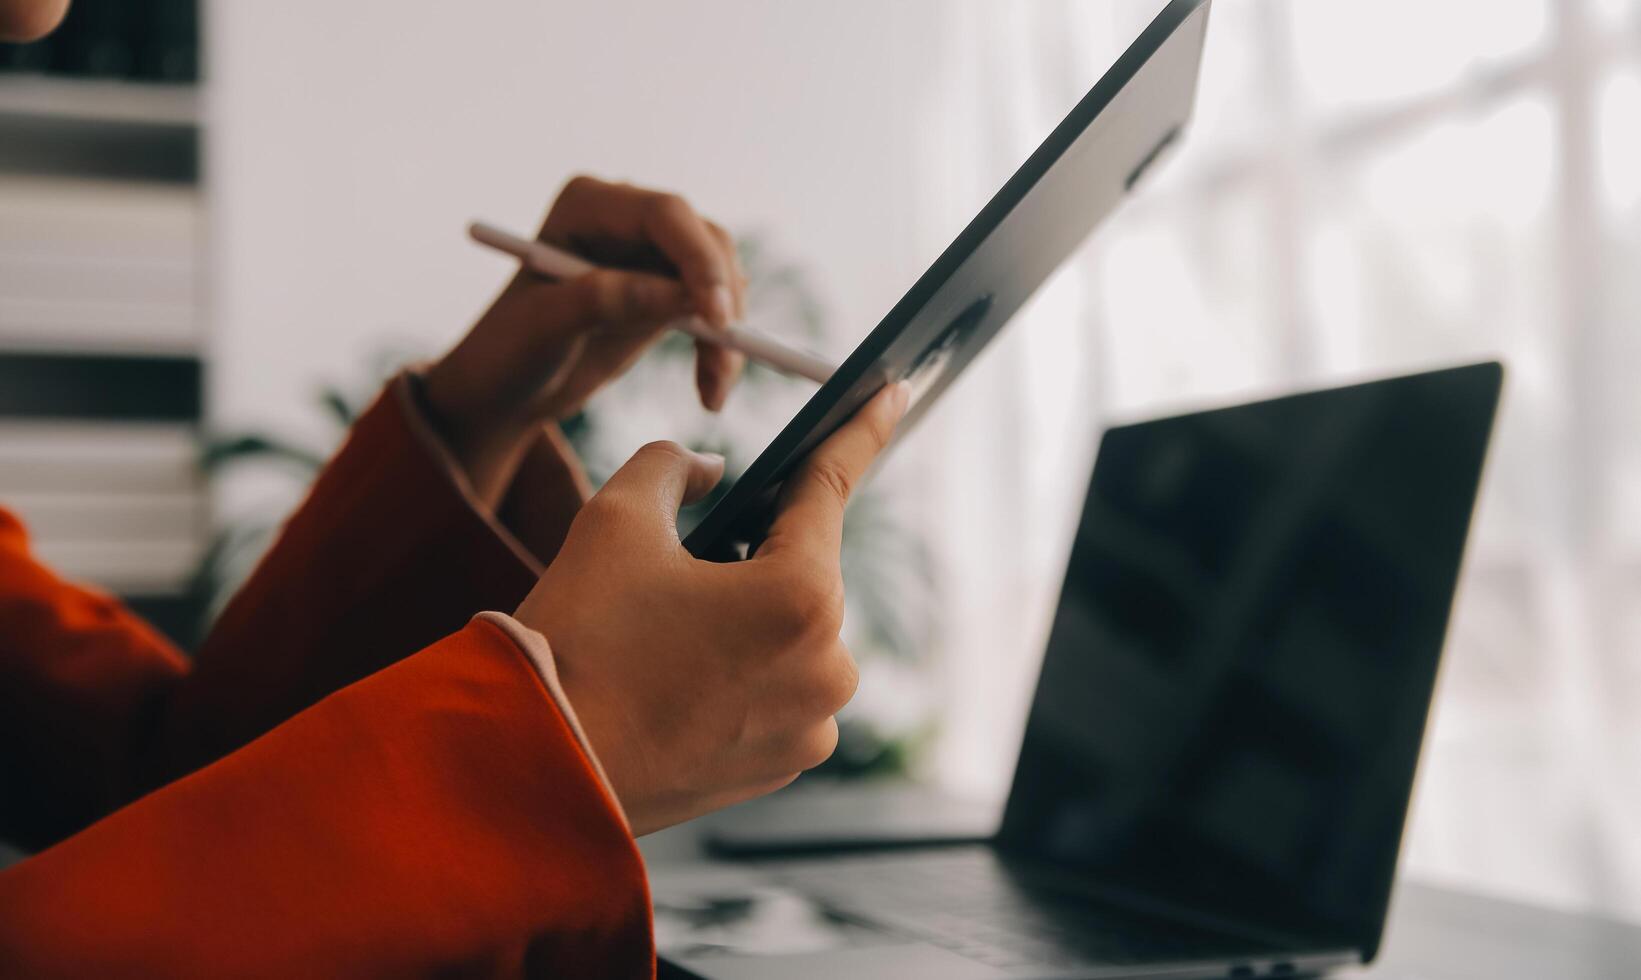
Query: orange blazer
[{"left": 0, "top": 377, "right": 653, "bottom": 978}]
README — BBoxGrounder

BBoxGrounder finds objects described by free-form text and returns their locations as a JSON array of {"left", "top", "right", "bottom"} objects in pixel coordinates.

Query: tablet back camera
[{"left": 902, "top": 294, "right": 993, "bottom": 412}]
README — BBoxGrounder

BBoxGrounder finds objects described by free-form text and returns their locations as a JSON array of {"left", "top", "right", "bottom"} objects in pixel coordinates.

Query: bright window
[{"left": 912, "top": 0, "right": 1641, "bottom": 921}]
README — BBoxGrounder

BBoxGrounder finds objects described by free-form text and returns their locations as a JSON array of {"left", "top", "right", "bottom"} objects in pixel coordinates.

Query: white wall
[{"left": 205, "top": 0, "right": 946, "bottom": 447}]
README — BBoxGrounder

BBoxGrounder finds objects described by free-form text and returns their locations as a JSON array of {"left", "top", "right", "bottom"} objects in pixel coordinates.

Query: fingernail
[
  {"left": 706, "top": 384, "right": 729, "bottom": 413},
  {"left": 696, "top": 450, "right": 726, "bottom": 467},
  {"left": 709, "top": 285, "right": 736, "bottom": 328},
  {"left": 889, "top": 380, "right": 912, "bottom": 417}
]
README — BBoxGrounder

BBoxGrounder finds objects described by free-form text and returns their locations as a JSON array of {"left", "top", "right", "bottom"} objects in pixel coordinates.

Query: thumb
[
  {"left": 760, "top": 381, "right": 909, "bottom": 561},
  {"left": 598, "top": 441, "right": 727, "bottom": 536}
]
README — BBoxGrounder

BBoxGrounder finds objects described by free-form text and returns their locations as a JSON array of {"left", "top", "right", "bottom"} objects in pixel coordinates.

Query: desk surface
[
  {"left": 1346, "top": 882, "right": 1639, "bottom": 979},
  {"left": 641, "top": 825, "right": 1641, "bottom": 979}
]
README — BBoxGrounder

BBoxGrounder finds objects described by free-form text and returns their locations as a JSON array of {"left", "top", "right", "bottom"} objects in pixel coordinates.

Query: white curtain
[{"left": 908, "top": 0, "right": 1641, "bottom": 922}]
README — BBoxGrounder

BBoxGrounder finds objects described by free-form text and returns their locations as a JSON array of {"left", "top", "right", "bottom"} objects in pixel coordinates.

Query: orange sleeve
[
  {"left": 142, "top": 375, "right": 551, "bottom": 786},
  {"left": 0, "top": 372, "right": 591, "bottom": 846},
  {"left": 0, "top": 617, "right": 654, "bottom": 979},
  {"left": 0, "top": 508, "right": 189, "bottom": 850}
]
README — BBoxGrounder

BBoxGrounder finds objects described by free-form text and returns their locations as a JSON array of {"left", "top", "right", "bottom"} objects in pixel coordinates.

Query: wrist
[{"left": 415, "top": 362, "right": 535, "bottom": 503}]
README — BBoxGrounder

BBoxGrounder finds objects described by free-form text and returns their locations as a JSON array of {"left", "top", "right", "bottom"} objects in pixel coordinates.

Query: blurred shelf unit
[
  {"left": 0, "top": 0, "right": 199, "bottom": 85},
  {"left": 0, "top": 0, "right": 199, "bottom": 181},
  {"left": 0, "top": 2, "right": 206, "bottom": 642},
  {"left": 0, "top": 354, "right": 206, "bottom": 601},
  {"left": 0, "top": 75, "right": 198, "bottom": 127},
  {"left": 0, "top": 77, "right": 199, "bottom": 183},
  {"left": 0, "top": 175, "right": 202, "bottom": 353}
]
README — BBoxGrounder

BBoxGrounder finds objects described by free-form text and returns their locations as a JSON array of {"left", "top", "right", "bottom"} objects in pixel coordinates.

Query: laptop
[{"left": 653, "top": 362, "right": 1505, "bottom": 980}]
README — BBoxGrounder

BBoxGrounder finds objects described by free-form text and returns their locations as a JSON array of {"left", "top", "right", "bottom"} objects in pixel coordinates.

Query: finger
[
  {"left": 698, "top": 222, "right": 749, "bottom": 407},
  {"left": 644, "top": 198, "right": 736, "bottom": 329},
  {"left": 562, "top": 268, "right": 692, "bottom": 329},
  {"left": 681, "top": 454, "right": 726, "bottom": 506},
  {"left": 598, "top": 441, "right": 727, "bottom": 535},
  {"left": 546, "top": 176, "right": 735, "bottom": 329},
  {"left": 695, "top": 223, "right": 746, "bottom": 410},
  {"left": 695, "top": 339, "right": 746, "bottom": 413},
  {"left": 797, "top": 717, "right": 841, "bottom": 772},
  {"left": 760, "top": 381, "right": 910, "bottom": 561},
  {"left": 770, "top": 638, "right": 860, "bottom": 718},
  {"left": 706, "top": 221, "right": 748, "bottom": 321}
]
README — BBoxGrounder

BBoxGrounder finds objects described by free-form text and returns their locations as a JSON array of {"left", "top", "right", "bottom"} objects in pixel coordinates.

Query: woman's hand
[
  {"left": 514, "top": 383, "right": 911, "bottom": 836},
  {"left": 422, "top": 175, "right": 748, "bottom": 502}
]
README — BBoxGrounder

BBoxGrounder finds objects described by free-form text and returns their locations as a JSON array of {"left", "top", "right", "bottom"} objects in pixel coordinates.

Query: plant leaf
[{"left": 199, "top": 435, "right": 327, "bottom": 473}]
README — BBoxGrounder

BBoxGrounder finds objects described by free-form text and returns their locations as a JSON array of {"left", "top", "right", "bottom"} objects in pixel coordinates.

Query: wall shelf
[
  {"left": 0, "top": 77, "right": 200, "bottom": 182},
  {"left": 0, "top": 69, "right": 209, "bottom": 618},
  {"left": 0, "top": 76, "right": 199, "bottom": 128}
]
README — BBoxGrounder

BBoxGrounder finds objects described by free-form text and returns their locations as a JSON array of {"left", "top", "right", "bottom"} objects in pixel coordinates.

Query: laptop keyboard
[{"left": 761, "top": 848, "right": 1256, "bottom": 973}]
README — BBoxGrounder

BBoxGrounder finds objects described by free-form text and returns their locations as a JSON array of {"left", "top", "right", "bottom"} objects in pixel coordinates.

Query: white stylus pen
[{"left": 468, "top": 221, "right": 837, "bottom": 385}]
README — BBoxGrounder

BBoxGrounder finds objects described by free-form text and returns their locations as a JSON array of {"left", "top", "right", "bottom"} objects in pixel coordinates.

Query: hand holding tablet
[
  {"left": 512, "top": 381, "right": 911, "bottom": 836},
  {"left": 683, "top": 0, "right": 1211, "bottom": 559}
]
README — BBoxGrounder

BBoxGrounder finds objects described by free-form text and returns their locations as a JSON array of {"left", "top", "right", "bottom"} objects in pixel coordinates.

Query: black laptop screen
[{"left": 996, "top": 363, "right": 1501, "bottom": 957}]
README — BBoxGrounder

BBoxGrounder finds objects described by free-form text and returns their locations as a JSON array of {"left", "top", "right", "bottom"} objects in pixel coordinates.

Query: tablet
[{"left": 685, "top": 0, "right": 1213, "bottom": 559}]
